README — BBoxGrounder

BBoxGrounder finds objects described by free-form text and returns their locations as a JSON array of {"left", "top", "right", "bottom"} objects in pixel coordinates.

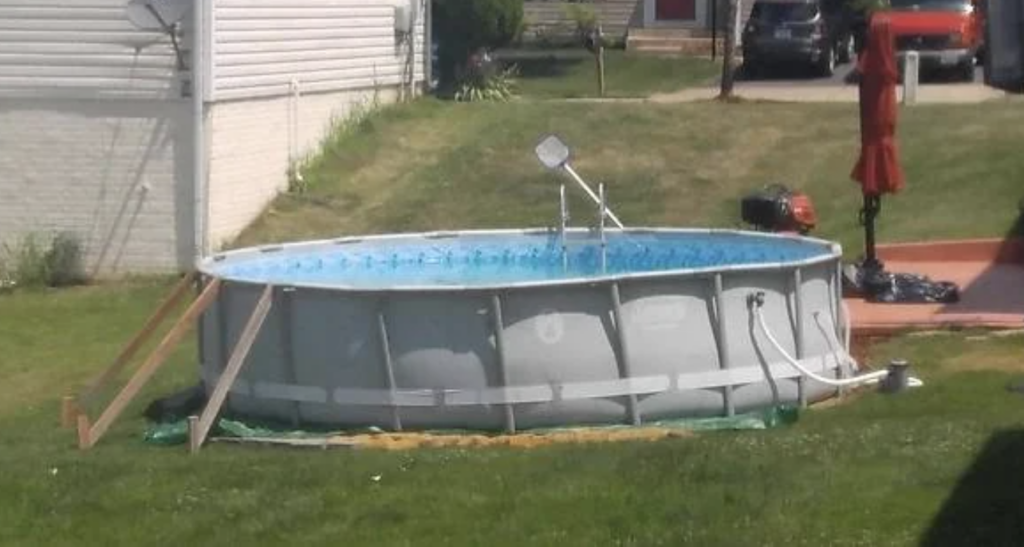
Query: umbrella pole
[
  {"left": 859, "top": 194, "right": 889, "bottom": 296},
  {"left": 862, "top": 194, "right": 882, "bottom": 271}
]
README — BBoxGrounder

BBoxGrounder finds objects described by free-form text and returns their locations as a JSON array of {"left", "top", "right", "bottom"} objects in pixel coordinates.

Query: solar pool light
[{"left": 534, "top": 135, "right": 625, "bottom": 229}]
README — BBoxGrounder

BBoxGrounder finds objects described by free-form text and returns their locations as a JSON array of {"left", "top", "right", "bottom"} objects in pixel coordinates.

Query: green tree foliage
[{"left": 432, "top": 0, "right": 524, "bottom": 86}]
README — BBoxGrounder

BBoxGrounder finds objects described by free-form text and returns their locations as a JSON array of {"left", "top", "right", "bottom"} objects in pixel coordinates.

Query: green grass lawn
[
  {"left": 4, "top": 97, "right": 1024, "bottom": 545},
  {"left": 236, "top": 97, "right": 1024, "bottom": 260},
  {"left": 2, "top": 282, "right": 1023, "bottom": 545},
  {"left": 500, "top": 49, "right": 720, "bottom": 99}
]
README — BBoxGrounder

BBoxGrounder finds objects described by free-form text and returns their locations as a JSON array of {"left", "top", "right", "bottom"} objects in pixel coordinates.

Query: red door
[{"left": 655, "top": 0, "right": 696, "bottom": 20}]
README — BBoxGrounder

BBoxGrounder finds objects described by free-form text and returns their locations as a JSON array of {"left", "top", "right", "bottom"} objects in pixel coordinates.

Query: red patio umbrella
[{"left": 851, "top": 14, "right": 904, "bottom": 276}]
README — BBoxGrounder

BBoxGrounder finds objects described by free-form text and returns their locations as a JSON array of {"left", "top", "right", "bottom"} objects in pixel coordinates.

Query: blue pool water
[{"left": 207, "top": 232, "right": 832, "bottom": 289}]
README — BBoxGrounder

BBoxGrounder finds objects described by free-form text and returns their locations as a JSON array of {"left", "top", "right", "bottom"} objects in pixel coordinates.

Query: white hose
[{"left": 753, "top": 303, "right": 890, "bottom": 388}]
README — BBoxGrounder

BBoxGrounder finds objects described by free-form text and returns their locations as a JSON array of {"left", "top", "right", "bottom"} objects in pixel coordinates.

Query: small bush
[
  {"left": 45, "top": 231, "right": 87, "bottom": 287},
  {"left": 3, "top": 233, "right": 50, "bottom": 287},
  {"left": 0, "top": 231, "right": 88, "bottom": 290},
  {"left": 564, "top": 3, "right": 598, "bottom": 45},
  {"left": 433, "top": 0, "right": 524, "bottom": 87},
  {"left": 453, "top": 54, "right": 520, "bottom": 102}
]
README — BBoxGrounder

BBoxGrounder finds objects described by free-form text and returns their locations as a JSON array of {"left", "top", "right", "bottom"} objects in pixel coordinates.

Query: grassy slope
[
  {"left": 507, "top": 50, "right": 720, "bottom": 99},
  {"left": 235, "top": 98, "right": 1024, "bottom": 260},
  {"left": 2, "top": 283, "right": 1023, "bottom": 546}
]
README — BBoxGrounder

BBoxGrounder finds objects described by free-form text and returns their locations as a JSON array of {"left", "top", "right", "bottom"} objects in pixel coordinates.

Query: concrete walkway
[
  {"left": 647, "top": 82, "right": 1012, "bottom": 104},
  {"left": 554, "top": 82, "right": 1012, "bottom": 105}
]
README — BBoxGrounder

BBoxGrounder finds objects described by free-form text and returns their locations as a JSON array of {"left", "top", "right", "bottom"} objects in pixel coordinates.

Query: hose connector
[{"left": 747, "top": 291, "right": 766, "bottom": 309}]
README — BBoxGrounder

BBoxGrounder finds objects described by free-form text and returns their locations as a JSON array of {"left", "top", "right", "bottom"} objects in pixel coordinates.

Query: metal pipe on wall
[
  {"left": 423, "top": 0, "right": 432, "bottom": 93},
  {"left": 191, "top": 0, "right": 210, "bottom": 264}
]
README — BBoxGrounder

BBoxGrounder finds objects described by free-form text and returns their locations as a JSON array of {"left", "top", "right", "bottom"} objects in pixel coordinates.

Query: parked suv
[
  {"left": 742, "top": 0, "right": 858, "bottom": 77},
  {"left": 886, "top": 0, "right": 984, "bottom": 81}
]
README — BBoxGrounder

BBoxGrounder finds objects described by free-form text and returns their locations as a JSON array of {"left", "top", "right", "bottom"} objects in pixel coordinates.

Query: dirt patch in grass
[{"left": 325, "top": 427, "right": 694, "bottom": 451}]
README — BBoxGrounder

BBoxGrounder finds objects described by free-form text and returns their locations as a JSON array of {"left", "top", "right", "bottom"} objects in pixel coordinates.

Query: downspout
[
  {"left": 192, "top": 0, "right": 209, "bottom": 266},
  {"left": 423, "top": 0, "right": 432, "bottom": 93}
]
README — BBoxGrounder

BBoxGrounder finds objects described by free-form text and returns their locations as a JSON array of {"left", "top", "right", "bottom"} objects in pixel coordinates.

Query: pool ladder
[{"left": 557, "top": 181, "right": 621, "bottom": 273}]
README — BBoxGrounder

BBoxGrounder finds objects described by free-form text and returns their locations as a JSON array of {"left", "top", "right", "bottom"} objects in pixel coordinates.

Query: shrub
[
  {"left": 564, "top": 2, "right": 598, "bottom": 45},
  {"left": 454, "top": 59, "right": 519, "bottom": 102},
  {"left": 0, "top": 231, "right": 88, "bottom": 290},
  {"left": 3, "top": 233, "right": 50, "bottom": 287},
  {"left": 432, "top": 0, "right": 524, "bottom": 87},
  {"left": 44, "top": 231, "right": 87, "bottom": 287}
]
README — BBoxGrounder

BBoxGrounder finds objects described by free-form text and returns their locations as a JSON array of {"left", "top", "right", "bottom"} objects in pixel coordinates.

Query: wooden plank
[
  {"left": 76, "top": 413, "right": 92, "bottom": 449},
  {"left": 79, "top": 278, "right": 222, "bottom": 450},
  {"left": 74, "top": 272, "right": 196, "bottom": 412},
  {"left": 189, "top": 285, "right": 274, "bottom": 454},
  {"left": 60, "top": 395, "right": 77, "bottom": 429}
]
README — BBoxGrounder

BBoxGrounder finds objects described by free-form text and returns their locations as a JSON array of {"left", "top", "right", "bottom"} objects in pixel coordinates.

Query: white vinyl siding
[
  {"left": 0, "top": 0, "right": 185, "bottom": 99},
  {"left": 212, "top": 0, "right": 426, "bottom": 100}
]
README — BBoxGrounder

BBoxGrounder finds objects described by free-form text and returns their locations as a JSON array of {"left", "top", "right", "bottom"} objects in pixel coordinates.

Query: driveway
[{"left": 649, "top": 60, "right": 1007, "bottom": 104}]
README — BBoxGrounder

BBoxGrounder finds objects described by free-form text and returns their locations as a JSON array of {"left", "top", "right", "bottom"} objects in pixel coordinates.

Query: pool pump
[{"left": 741, "top": 184, "right": 818, "bottom": 235}]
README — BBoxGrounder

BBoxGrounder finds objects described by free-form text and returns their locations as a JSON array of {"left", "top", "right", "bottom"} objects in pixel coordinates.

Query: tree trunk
[{"left": 719, "top": 0, "right": 738, "bottom": 99}]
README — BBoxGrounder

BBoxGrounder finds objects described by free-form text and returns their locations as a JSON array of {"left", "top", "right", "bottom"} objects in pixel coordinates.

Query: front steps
[{"left": 626, "top": 28, "right": 731, "bottom": 56}]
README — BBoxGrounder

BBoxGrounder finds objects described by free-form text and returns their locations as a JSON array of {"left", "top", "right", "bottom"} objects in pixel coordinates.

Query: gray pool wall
[{"left": 197, "top": 228, "right": 851, "bottom": 432}]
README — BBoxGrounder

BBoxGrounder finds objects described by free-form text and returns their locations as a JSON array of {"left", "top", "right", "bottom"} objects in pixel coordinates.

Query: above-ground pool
[{"left": 197, "top": 228, "right": 854, "bottom": 432}]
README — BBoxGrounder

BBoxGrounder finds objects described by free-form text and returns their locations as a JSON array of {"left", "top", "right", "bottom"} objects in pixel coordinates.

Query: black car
[{"left": 742, "top": 0, "right": 860, "bottom": 77}]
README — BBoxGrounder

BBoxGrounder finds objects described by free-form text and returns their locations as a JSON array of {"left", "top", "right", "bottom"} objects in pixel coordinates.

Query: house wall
[
  {"left": 205, "top": 0, "right": 426, "bottom": 249},
  {"left": 206, "top": 87, "right": 398, "bottom": 246},
  {"left": 522, "top": 0, "right": 641, "bottom": 44},
  {"left": 0, "top": 0, "right": 194, "bottom": 275}
]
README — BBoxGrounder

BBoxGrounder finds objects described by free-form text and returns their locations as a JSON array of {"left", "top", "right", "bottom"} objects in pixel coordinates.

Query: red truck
[{"left": 884, "top": 0, "right": 985, "bottom": 81}]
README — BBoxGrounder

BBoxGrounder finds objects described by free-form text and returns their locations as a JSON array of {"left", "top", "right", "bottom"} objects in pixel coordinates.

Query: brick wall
[
  {"left": 0, "top": 98, "right": 193, "bottom": 275},
  {"left": 206, "top": 87, "right": 400, "bottom": 250}
]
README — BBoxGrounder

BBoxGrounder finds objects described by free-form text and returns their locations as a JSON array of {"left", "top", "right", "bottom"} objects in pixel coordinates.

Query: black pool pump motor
[{"left": 741, "top": 184, "right": 818, "bottom": 235}]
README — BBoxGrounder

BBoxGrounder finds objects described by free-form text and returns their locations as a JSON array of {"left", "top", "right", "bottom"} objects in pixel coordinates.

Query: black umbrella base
[{"left": 842, "top": 259, "right": 961, "bottom": 304}]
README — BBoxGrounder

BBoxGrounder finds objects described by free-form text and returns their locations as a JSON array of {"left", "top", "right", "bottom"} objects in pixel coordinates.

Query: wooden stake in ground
[
  {"left": 77, "top": 278, "right": 222, "bottom": 450},
  {"left": 718, "top": 0, "right": 738, "bottom": 99},
  {"left": 62, "top": 272, "right": 197, "bottom": 428}
]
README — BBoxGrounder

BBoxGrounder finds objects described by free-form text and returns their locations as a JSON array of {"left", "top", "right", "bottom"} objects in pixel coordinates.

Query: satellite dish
[{"left": 126, "top": 0, "right": 191, "bottom": 31}]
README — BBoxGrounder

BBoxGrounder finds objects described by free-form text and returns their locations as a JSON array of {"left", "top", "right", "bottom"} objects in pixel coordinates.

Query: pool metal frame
[{"left": 196, "top": 227, "right": 850, "bottom": 434}]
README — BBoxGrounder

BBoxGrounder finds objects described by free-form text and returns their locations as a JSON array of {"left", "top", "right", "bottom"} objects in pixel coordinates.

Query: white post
[{"left": 903, "top": 51, "right": 920, "bottom": 106}]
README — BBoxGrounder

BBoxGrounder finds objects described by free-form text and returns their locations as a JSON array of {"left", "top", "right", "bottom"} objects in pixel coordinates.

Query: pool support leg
[
  {"left": 490, "top": 294, "right": 517, "bottom": 434},
  {"left": 376, "top": 302, "right": 403, "bottom": 432},
  {"left": 279, "top": 286, "right": 302, "bottom": 427},
  {"left": 609, "top": 283, "right": 641, "bottom": 426},
  {"left": 833, "top": 261, "right": 847, "bottom": 399},
  {"left": 793, "top": 268, "right": 808, "bottom": 408},
  {"left": 215, "top": 284, "right": 230, "bottom": 389},
  {"left": 712, "top": 274, "right": 735, "bottom": 417}
]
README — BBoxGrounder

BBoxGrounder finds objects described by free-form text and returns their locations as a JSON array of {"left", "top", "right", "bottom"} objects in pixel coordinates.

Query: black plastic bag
[
  {"left": 143, "top": 383, "right": 207, "bottom": 423},
  {"left": 845, "top": 263, "right": 960, "bottom": 304}
]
